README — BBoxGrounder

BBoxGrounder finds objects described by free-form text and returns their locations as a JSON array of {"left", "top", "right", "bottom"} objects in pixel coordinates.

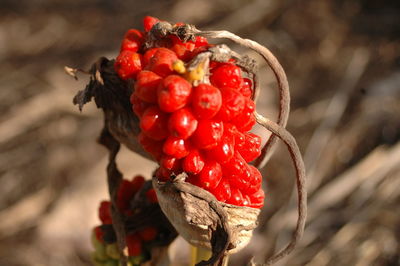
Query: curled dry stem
[{"left": 254, "top": 112, "right": 307, "bottom": 265}]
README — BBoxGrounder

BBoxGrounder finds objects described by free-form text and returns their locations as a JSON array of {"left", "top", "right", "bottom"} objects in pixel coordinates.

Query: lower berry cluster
[
  {"left": 114, "top": 16, "right": 265, "bottom": 208},
  {"left": 91, "top": 175, "right": 161, "bottom": 266}
]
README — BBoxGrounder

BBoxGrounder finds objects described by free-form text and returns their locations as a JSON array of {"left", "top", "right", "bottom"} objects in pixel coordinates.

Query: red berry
[
  {"left": 131, "top": 175, "right": 145, "bottom": 193},
  {"left": 210, "top": 63, "right": 243, "bottom": 89},
  {"left": 216, "top": 87, "right": 245, "bottom": 121},
  {"left": 134, "top": 71, "right": 162, "bottom": 103},
  {"left": 157, "top": 75, "right": 192, "bottom": 112},
  {"left": 231, "top": 98, "right": 256, "bottom": 131},
  {"left": 196, "top": 161, "right": 222, "bottom": 190},
  {"left": 236, "top": 132, "right": 261, "bottom": 162},
  {"left": 226, "top": 187, "right": 244, "bottom": 206},
  {"left": 94, "top": 226, "right": 105, "bottom": 243},
  {"left": 160, "top": 155, "right": 181, "bottom": 171},
  {"left": 156, "top": 166, "right": 172, "bottom": 182},
  {"left": 142, "top": 48, "right": 159, "bottom": 67},
  {"left": 209, "top": 178, "right": 231, "bottom": 202},
  {"left": 194, "top": 36, "right": 208, "bottom": 47},
  {"left": 140, "top": 106, "right": 169, "bottom": 140},
  {"left": 182, "top": 149, "right": 205, "bottom": 174},
  {"left": 99, "top": 201, "right": 112, "bottom": 224},
  {"left": 120, "top": 29, "right": 144, "bottom": 52},
  {"left": 191, "top": 120, "right": 224, "bottom": 150},
  {"left": 146, "top": 188, "right": 158, "bottom": 203},
  {"left": 191, "top": 84, "right": 222, "bottom": 119},
  {"left": 205, "top": 134, "right": 234, "bottom": 164},
  {"left": 168, "top": 107, "right": 198, "bottom": 139},
  {"left": 138, "top": 226, "right": 158, "bottom": 242},
  {"left": 242, "top": 195, "right": 251, "bottom": 207},
  {"left": 163, "top": 136, "right": 190, "bottom": 159},
  {"left": 146, "top": 48, "right": 178, "bottom": 77},
  {"left": 115, "top": 50, "right": 142, "bottom": 80},
  {"left": 239, "top": 78, "right": 253, "bottom": 98},
  {"left": 126, "top": 233, "right": 142, "bottom": 256},
  {"left": 138, "top": 132, "right": 163, "bottom": 160},
  {"left": 222, "top": 152, "right": 252, "bottom": 190},
  {"left": 244, "top": 165, "right": 262, "bottom": 194},
  {"left": 143, "top": 16, "right": 160, "bottom": 32},
  {"left": 130, "top": 93, "right": 150, "bottom": 117},
  {"left": 249, "top": 188, "right": 265, "bottom": 208},
  {"left": 117, "top": 180, "right": 136, "bottom": 211}
]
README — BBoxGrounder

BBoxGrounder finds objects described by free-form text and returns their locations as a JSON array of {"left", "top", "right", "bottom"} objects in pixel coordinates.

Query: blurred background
[{"left": 0, "top": 0, "right": 399, "bottom": 265}]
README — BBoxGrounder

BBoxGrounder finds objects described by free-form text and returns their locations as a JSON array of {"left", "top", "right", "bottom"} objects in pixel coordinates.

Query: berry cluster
[
  {"left": 115, "top": 16, "right": 265, "bottom": 208},
  {"left": 92, "top": 175, "right": 159, "bottom": 266}
]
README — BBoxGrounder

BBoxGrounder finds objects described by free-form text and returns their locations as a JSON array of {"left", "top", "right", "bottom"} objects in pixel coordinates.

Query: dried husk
[{"left": 153, "top": 174, "right": 260, "bottom": 254}]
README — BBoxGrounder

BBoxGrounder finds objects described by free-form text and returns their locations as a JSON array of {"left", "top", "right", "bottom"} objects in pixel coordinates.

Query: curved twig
[
  {"left": 192, "top": 29, "right": 290, "bottom": 168},
  {"left": 254, "top": 112, "right": 307, "bottom": 265}
]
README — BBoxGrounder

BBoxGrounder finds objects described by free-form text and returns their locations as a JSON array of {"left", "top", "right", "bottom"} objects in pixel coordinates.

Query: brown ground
[{"left": 0, "top": 0, "right": 399, "bottom": 265}]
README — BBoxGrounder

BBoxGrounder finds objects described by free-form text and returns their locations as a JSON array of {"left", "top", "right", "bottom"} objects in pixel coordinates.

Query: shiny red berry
[
  {"left": 191, "top": 120, "right": 224, "bottom": 150},
  {"left": 140, "top": 106, "right": 169, "bottom": 140},
  {"left": 210, "top": 63, "right": 243, "bottom": 89},
  {"left": 216, "top": 87, "right": 245, "bottom": 121},
  {"left": 143, "top": 16, "right": 160, "bottom": 32},
  {"left": 236, "top": 132, "right": 261, "bottom": 162},
  {"left": 209, "top": 178, "right": 231, "bottom": 202},
  {"left": 222, "top": 152, "right": 252, "bottom": 190},
  {"left": 249, "top": 188, "right": 265, "bottom": 208},
  {"left": 134, "top": 70, "right": 162, "bottom": 103},
  {"left": 130, "top": 93, "right": 150, "bottom": 117},
  {"left": 226, "top": 187, "right": 244, "bottom": 206},
  {"left": 94, "top": 226, "right": 105, "bottom": 243},
  {"left": 142, "top": 48, "right": 158, "bottom": 67},
  {"left": 163, "top": 136, "right": 190, "bottom": 159},
  {"left": 196, "top": 161, "right": 222, "bottom": 190},
  {"left": 168, "top": 107, "right": 198, "bottom": 139},
  {"left": 115, "top": 50, "right": 142, "bottom": 80},
  {"left": 160, "top": 155, "right": 181, "bottom": 171},
  {"left": 146, "top": 48, "right": 178, "bottom": 77},
  {"left": 191, "top": 84, "right": 222, "bottom": 119},
  {"left": 244, "top": 165, "right": 262, "bottom": 194},
  {"left": 182, "top": 149, "right": 205, "bottom": 174},
  {"left": 231, "top": 98, "right": 256, "bottom": 131},
  {"left": 156, "top": 166, "right": 172, "bottom": 182},
  {"left": 157, "top": 75, "right": 192, "bottom": 112},
  {"left": 239, "top": 78, "right": 253, "bottom": 98},
  {"left": 120, "top": 29, "right": 144, "bottom": 52},
  {"left": 205, "top": 134, "right": 234, "bottom": 164},
  {"left": 138, "top": 132, "right": 163, "bottom": 160}
]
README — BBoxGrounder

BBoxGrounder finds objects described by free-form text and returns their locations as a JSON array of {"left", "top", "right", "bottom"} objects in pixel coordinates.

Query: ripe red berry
[
  {"left": 94, "top": 226, "right": 105, "bottom": 243},
  {"left": 244, "top": 165, "right": 262, "bottom": 194},
  {"left": 138, "top": 132, "right": 163, "bottom": 160},
  {"left": 210, "top": 63, "right": 243, "bottom": 89},
  {"left": 146, "top": 188, "right": 158, "bottom": 203},
  {"left": 231, "top": 98, "right": 256, "bottom": 132},
  {"left": 209, "top": 178, "right": 231, "bottom": 202},
  {"left": 117, "top": 180, "right": 136, "bottom": 211},
  {"left": 160, "top": 155, "right": 181, "bottom": 171},
  {"left": 236, "top": 132, "right": 261, "bottom": 162},
  {"left": 134, "top": 70, "right": 162, "bottom": 103},
  {"left": 191, "top": 120, "right": 224, "bottom": 150},
  {"left": 115, "top": 50, "right": 143, "bottom": 80},
  {"left": 140, "top": 106, "right": 169, "bottom": 140},
  {"left": 143, "top": 16, "right": 160, "bottom": 32},
  {"left": 146, "top": 48, "right": 178, "bottom": 77},
  {"left": 156, "top": 166, "right": 172, "bottom": 182},
  {"left": 168, "top": 107, "right": 198, "bottom": 139},
  {"left": 126, "top": 233, "right": 142, "bottom": 256},
  {"left": 226, "top": 187, "right": 244, "bottom": 206},
  {"left": 249, "top": 188, "right": 265, "bottom": 208},
  {"left": 196, "top": 161, "right": 222, "bottom": 190},
  {"left": 131, "top": 175, "right": 145, "bottom": 193},
  {"left": 162, "top": 136, "right": 191, "bottom": 159},
  {"left": 191, "top": 84, "right": 222, "bottom": 119},
  {"left": 216, "top": 87, "right": 245, "bottom": 121},
  {"left": 222, "top": 152, "right": 252, "bottom": 190},
  {"left": 99, "top": 201, "right": 112, "bottom": 224},
  {"left": 182, "top": 149, "right": 205, "bottom": 174},
  {"left": 120, "top": 29, "right": 144, "bottom": 52},
  {"left": 157, "top": 75, "right": 192, "bottom": 112},
  {"left": 138, "top": 226, "right": 158, "bottom": 242},
  {"left": 205, "top": 134, "right": 234, "bottom": 164},
  {"left": 130, "top": 93, "right": 150, "bottom": 117},
  {"left": 239, "top": 78, "right": 253, "bottom": 98},
  {"left": 142, "top": 48, "right": 159, "bottom": 67}
]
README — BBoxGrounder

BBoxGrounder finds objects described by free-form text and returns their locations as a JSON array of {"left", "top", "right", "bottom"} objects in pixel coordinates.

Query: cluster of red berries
[
  {"left": 114, "top": 16, "right": 265, "bottom": 208},
  {"left": 92, "top": 175, "right": 159, "bottom": 266}
]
